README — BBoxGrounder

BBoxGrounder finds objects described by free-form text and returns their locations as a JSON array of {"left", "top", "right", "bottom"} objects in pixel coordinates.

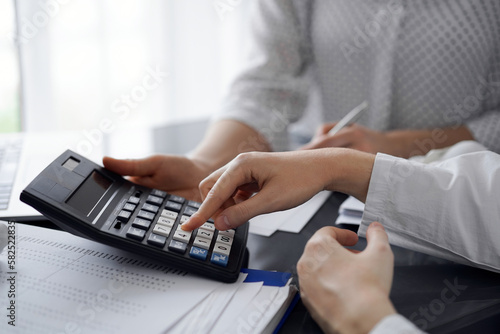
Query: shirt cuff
[{"left": 370, "top": 314, "right": 426, "bottom": 334}]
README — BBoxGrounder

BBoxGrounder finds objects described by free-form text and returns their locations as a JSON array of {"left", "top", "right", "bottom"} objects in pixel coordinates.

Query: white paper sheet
[
  {"left": 0, "top": 224, "right": 221, "bottom": 334},
  {"left": 209, "top": 281, "right": 264, "bottom": 334},
  {"left": 249, "top": 191, "right": 330, "bottom": 237},
  {"left": 166, "top": 274, "right": 247, "bottom": 334},
  {"left": 335, "top": 196, "right": 364, "bottom": 225}
]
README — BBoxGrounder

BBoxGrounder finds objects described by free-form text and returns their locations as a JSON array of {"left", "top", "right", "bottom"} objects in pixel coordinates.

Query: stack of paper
[
  {"left": 249, "top": 191, "right": 330, "bottom": 237},
  {"left": 335, "top": 196, "right": 365, "bottom": 226},
  {"left": 0, "top": 224, "right": 297, "bottom": 334}
]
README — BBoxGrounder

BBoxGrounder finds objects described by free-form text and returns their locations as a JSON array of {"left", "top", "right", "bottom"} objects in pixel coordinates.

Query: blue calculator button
[
  {"left": 168, "top": 240, "right": 187, "bottom": 254},
  {"left": 189, "top": 246, "right": 208, "bottom": 261},
  {"left": 210, "top": 253, "right": 228, "bottom": 267}
]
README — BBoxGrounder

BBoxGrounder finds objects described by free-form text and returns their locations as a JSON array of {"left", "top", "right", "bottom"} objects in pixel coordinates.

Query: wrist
[
  {"left": 322, "top": 148, "right": 375, "bottom": 202},
  {"left": 334, "top": 291, "right": 396, "bottom": 334}
]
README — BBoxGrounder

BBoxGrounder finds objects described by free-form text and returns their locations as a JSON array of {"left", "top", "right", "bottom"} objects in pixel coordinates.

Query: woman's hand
[
  {"left": 182, "top": 148, "right": 375, "bottom": 231},
  {"left": 103, "top": 154, "right": 211, "bottom": 202},
  {"left": 300, "top": 123, "right": 396, "bottom": 155},
  {"left": 300, "top": 123, "right": 475, "bottom": 158}
]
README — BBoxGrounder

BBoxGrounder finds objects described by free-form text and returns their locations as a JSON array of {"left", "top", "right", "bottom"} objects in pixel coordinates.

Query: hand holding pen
[
  {"left": 327, "top": 101, "right": 369, "bottom": 136},
  {"left": 299, "top": 101, "right": 376, "bottom": 151}
]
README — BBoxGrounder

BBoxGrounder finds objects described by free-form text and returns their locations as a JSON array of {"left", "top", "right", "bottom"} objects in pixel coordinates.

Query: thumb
[
  {"left": 103, "top": 156, "right": 156, "bottom": 177},
  {"left": 212, "top": 189, "right": 284, "bottom": 230},
  {"left": 364, "top": 222, "right": 392, "bottom": 258}
]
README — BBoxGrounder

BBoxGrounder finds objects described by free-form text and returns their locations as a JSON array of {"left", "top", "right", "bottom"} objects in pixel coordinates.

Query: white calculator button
[
  {"left": 193, "top": 236, "right": 211, "bottom": 250},
  {"left": 216, "top": 234, "right": 233, "bottom": 246},
  {"left": 157, "top": 217, "right": 175, "bottom": 228},
  {"left": 213, "top": 242, "right": 231, "bottom": 256},
  {"left": 218, "top": 229, "right": 235, "bottom": 238},
  {"left": 197, "top": 229, "right": 214, "bottom": 240},
  {"left": 173, "top": 229, "right": 192, "bottom": 243},
  {"left": 161, "top": 209, "right": 178, "bottom": 220},
  {"left": 179, "top": 215, "right": 190, "bottom": 225},
  {"left": 199, "top": 222, "right": 215, "bottom": 232},
  {"left": 153, "top": 224, "right": 171, "bottom": 237}
]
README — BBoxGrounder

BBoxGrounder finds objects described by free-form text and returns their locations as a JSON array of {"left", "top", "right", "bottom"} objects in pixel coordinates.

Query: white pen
[{"left": 328, "top": 101, "right": 369, "bottom": 136}]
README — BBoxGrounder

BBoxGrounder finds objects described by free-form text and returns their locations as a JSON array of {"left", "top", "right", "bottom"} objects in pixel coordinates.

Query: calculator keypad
[{"left": 115, "top": 191, "right": 235, "bottom": 267}]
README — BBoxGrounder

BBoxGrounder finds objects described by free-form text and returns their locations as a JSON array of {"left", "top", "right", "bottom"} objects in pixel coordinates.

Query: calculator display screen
[{"left": 66, "top": 170, "right": 113, "bottom": 216}]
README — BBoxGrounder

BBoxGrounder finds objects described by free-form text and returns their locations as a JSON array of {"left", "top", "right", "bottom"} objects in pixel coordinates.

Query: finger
[
  {"left": 103, "top": 156, "right": 158, "bottom": 177},
  {"left": 298, "top": 227, "right": 357, "bottom": 276},
  {"left": 210, "top": 189, "right": 284, "bottom": 230},
  {"left": 304, "top": 226, "right": 358, "bottom": 257},
  {"left": 315, "top": 122, "right": 338, "bottom": 136},
  {"left": 364, "top": 222, "right": 392, "bottom": 257},
  {"left": 322, "top": 226, "right": 359, "bottom": 247},
  {"left": 182, "top": 166, "right": 252, "bottom": 231},
  {"left": 323, "top": 127, "right": 358, "bottom": 148}
]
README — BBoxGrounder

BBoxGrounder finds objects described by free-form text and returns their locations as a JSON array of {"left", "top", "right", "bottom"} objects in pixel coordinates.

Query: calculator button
[
  {"left": 160, "top": 209, "right": 178, "bottom": 220},
  {"left": 179, "top": 215, "right": 190, "bottom": 225},
  {"left": 197, "top": 229, "right": 214, "bottom": 240},
  {"left": 165, "top": 200, "right": 182, "bottom": 212},
  {"left": 183, "top": 206, "right": 198, "bottom": 216},
  {"left": 173, "top": 229, "right": 192, "bottom": 243},
  {"left": 126, "top": 227, "right": 146, "bottom": 241},
  {"left": 157, "top": 216, "right": 175, "bottom": 228},
  {"left": 142, "top": 203, "right": 159, "bottom": 214},
  {"left": 146, "top": 195, "right": 163, "bottom": 206},
  {"left": 199, "top": 222, "right": 215, "bottom": 232},
  {"left": 193, "top": 236, "right": 211, "bottom": 250},
  {"left": 151, "top": 189, "right": 167, "bottom": 198},
  {"left": 189, "top": 246, "right": 208, "bottom": 261},
  {"left": 117, "top": 210, "right": 132, "bottom": 222},
  {"left": 123, "top": 203, "right": 136, "bottom": 211},
  {"left": 168, "top": 240, "right": 187, "bottom": 254},
  {"left": 210, "top": 253, "right": 228, "bottom": 267},
  {"left": 216, "top": 234, "right": 233, "bottom": 246},
  {"left": 153, "top": 224, "right": 172, "bottom": 237},
  {"left": 213, "top": 242, "right": 231, "bottom": 256},
  {"left": 137, "top": 210, "right": 155, "bottom": 221},
  {"left": 218, "top": 229, "right": 235, "bottom": 238},
  {"left": 147, "top": 233, "right": 167, "bottom": 248},
  {"left": 168, "top": 194, "right": 185, "bottom": 204},
  {"left": 187, "top": 200, "right": 201, "bottom": 208},
  {"left": 132, "top": 218, "right": 152, "bottom": 230},
  {"left": 127, "top": 196, "right": 140, "bottom": 204}
]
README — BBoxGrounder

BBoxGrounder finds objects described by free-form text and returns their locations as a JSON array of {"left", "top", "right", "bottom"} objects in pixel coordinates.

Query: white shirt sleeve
[
  {"left": 370, "top": 314, "right": 426, "bottom": 334},
  {"left": 359, "top": 142, "right": 500, "bottom": 273},
  {"left": 212, "top": 0, "right": 311, "bottom": 151}
]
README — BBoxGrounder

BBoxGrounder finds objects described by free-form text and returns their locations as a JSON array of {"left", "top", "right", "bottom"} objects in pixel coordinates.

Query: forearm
[
  {"left": 189, "top": 119, "right": 272, "bottom": 173},
  {"left": 386, "top": 125, "right": 474, "bottom": 158}
]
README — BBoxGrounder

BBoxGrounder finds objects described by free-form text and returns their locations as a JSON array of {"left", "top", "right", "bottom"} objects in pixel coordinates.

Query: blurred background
[{"left": 1, "top": 0, "right": 249, "bottom": 154}]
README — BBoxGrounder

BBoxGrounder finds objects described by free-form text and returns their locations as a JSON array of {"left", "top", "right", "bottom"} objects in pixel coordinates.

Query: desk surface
[{"left": 247, "top": 192, "right": 500, "bottom": 334}]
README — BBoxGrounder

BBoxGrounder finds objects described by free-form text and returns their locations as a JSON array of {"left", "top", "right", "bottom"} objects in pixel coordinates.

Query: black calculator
[{"left": 20, "top": 150, "right": 249, "bottom": 283}]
